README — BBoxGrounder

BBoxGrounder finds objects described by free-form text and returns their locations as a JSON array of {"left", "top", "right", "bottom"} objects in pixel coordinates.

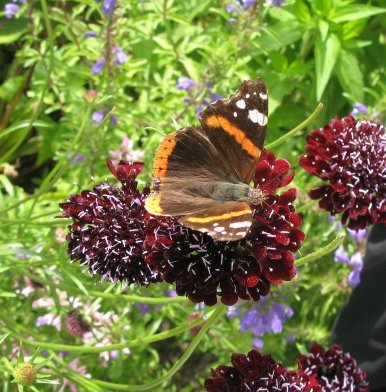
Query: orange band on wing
[
  {"left": 145, "top": 194, "right": 163, "bottom": 215},
  {"left": 185, "top": 208, "right": 251, "bottom": 223},
  {"left": 204, "top": 115, "right": 260, "bottom": 159},
  {"left": 153, "top": 134, "right": 177, "bottom": 178}
]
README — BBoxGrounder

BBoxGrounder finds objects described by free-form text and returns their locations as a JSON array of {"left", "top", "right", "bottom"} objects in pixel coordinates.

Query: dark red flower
[
  {"left": 60, "top": 160, "right": 162, "bottom": 285},
  {"left": 298, "top": 343, "right": 369, "bottom": 392},
  {"left": 143, "top": 150, "right": 304, "bottom": 306},
  {"left": 299, "top": 117, "right": 386, "bottom": 230},
  {"left": 65, "top": 310, "right": 90, "bottom": 337},
  {"left": 205, "top": 349, "right": 321, "bottom": 392}
]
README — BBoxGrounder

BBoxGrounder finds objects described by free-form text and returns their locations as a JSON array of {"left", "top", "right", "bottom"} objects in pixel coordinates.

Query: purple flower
[
  {"left": 242, "top": 0, "right": 256, "bottom": 9},
  {"left": 4, "top": 3, "right": 19, "bottom": 18},
  {"left": 238, "top": 299, "right": 293, "bottom": 347},
  {"left": 91, "top": 58, "right": 105, "bottom": 74},
  {"left": 135, "top": 303, "right": 150, "bottom": 316},
  {"left": 265, "top": 0, "right": 285, "bottom": 6},
  {"left": 328, "top": 215, "right": 343, "bottom": 230},
  {"left": 68, "top": 152, "right": 86, "bottom": 165},
  {"left": 113, "top": 45, "right": 128, "bottom": 66},
  {"left": 347, "top": 228, "right": 367, "bottom": 242},
  {"left": 92, "top": 110, "right": 104, "bottom": 125},
  {"left": 101, "top": 0, "right": 115, "bottom": 15},
  {"left": 110, "top": 114, "right": 118, "bottom": 125},
  {"left": 227, "top": 306, "right": 241, "bottom": 318},
  {"left": 334, "top": 246, "right": 350, "bottom": 264},
  {"left": 210, "top": 92, "right": 222, "bottom": 102},
  {"left": 348, "top": 252, "right": 363, "bottom": 287},
  {"left": 225, "top": 4, "right": 239, "bottom": 14},
  {"left": 350, "top": 102, "right": 368, "bottom": 117},
  {"left": 165, "top": 289, "right": 177, "bottom": 297},
  {"left": 176, "top": 76, "right": 197, "bottom": 91},
  {"left": 84, "top": 31, "right": 99, "bottom": 39},
  {"left": 252, "top": 338, "right": 264, "bottom": 349}
]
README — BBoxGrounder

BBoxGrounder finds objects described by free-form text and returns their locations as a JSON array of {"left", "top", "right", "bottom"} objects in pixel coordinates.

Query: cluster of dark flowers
[
  {"left": 205, "top": 344, "right": 369, "bottom": 391},
  {"left": 299, "top": 116, "right": 385, "bottom": 230},
  {"left": 60, "top": 149, "right": 303, "bottom": 306}
]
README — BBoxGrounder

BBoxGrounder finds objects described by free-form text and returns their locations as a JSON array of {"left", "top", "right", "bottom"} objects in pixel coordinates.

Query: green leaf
[
  {"left": 0, "top": 18, "right": 28, "bottom": 44},
  {"left": 315, "top": 33, "right": 340, "bottom": 100},
  {"left": 334, "top": 5, "right": 386, "bottom": 23},
  {"left": 335, "top": 50, "right": 364, "bottom": 102},
  {"left": 0, "top": 76, "right": 26, "bottom": 102}
]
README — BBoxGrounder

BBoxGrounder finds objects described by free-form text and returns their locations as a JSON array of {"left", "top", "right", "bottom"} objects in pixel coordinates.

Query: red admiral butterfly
[{"left": 145, "top": 78, "right": 268, "bottom": 241}]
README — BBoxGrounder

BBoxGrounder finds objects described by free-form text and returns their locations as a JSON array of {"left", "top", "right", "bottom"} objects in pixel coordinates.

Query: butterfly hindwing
[
  {"left": 200, "top": 78, "right": 268, "bottom": 184},
  {"left": 179, "top": 202, "right": 253, "bottom": 241}
]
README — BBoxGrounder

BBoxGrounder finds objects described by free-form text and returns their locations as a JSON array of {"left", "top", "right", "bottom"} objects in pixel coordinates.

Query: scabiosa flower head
[
  {"left": 298, "top": 344, "right": 369, "bottom": 391},
  {"left": 60, "top": 160, "right": 161, "bottom": 285},
  {"left": 91, "top": 58, "right": 105, "bottom": 74},
  {"left": 205, "top": 349, "right": 320, "bottom": 391},
  {"left": 65, "top": 310, "right": 90, "bottom": 337},
  {"left": 176, "top": 76, "right": 197, "bottom": 91},
  {"left": 4, "top": 3, "right": 19, "bottom": 18},
  {"left": 113, "top": 45, "right": 128, "bottom": 66},
  {"left": 299, "top": 117, "right": 386, "bottom": 230},
  {"left": 14, "top": 363, "right": 36, "bottom": 387},
  {"left": 143, "top": 150, "right": 304, "bottom": 306}
]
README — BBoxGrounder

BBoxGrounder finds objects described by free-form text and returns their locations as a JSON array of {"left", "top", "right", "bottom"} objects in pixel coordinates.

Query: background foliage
[{"left": 0, "top": 0, "right": 385, "bottom": 390}]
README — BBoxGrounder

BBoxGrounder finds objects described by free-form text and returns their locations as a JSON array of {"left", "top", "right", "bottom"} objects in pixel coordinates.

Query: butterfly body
[{"left": 145, "top": 78, "right": 268, "bottom": 241}]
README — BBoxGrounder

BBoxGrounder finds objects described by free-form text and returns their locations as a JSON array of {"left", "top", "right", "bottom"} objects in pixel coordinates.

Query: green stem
[
  {"left": 21, "top": 271, "right": 186, "bottom": 304},
  {"left": 93, "top": 304, "right": 226, "bottom": 391},
  {"left": 295, "top": 200, "right": 318, "bottom": 213},
  {"left": 266, "top": 103, "right": 323, "bottom": 150},
  {"left": 0, "top": 311, "right": 206, "bottom": 354},
  {"left": 296, "top": 232, "right": 346, "bottom": 267}
]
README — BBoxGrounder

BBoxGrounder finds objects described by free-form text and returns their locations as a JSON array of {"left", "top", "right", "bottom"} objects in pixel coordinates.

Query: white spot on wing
[
  {"left": 246, "top": 94, "right": 250, "bottom": 98},
  {"left": 259, "top": 92, "right": 268, "bottom": 100},
  {"left": 236, "top": 99, "right": 246, "bottom": 109},
  {"left": 214, "top": 226, "right": 225, "bottom": 232},
  {"left": 229, "top": 221, "right": 250, "bottom": 229},
  {"left": 233, "top": 111, "right": 237, "bottom": 117},
  {"left": 248, "top": 109, "right": 267, "bottom": 126},
  {"left": 213, "top": 223, "right": 218, "bottom": 227},
  {"left": 235, "top": 231, "right": 247, "bottom": 236}
]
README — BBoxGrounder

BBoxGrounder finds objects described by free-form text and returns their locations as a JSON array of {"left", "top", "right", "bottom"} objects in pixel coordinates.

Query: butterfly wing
[
  {"left": 145, "top": 127, "right": 240, "bottom": 216},
  {"left": 179, "top": 202, "right": 252, "bottom": 241},
  {"left": 200, "top": 78, "right": 268, "bottom": 184}
]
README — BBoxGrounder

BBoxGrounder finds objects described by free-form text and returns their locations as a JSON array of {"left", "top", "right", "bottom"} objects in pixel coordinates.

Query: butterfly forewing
[{"left": 200, "top": 78, "right": 268, "bottom": 184}]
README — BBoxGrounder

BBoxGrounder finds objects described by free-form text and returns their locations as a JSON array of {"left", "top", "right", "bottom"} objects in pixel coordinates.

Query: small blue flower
[
  {"left": 210, "top": 92, "right": 222, "bottom": 102},
  {"left": 350, "top": 102, "right": 368, "bottom": 117},
  {"left": 347, "top": 228, "right": 367, "bottom": 242},
  {"left": 92, "top": 110, "right": 105, "bottom": 125},
  {"left": 348, "top": 252, "right": 363, "bottom": 287},
  {"left": 110, "top": 114, "right": 118, "bottom": 125},
  {"left": 252, "top": 338, "right": 264, "bottom": 349},
  {"left": 101, "top": 0, "right": 115, "bottom": 15},
  {"left": 242, "top": 0, "right": 256, "bottom": 10},
  {"left": 135, "top": 303, "right": 150, "bottom": 316},
  {"left": 4, "top": 3, "right": 20, "bottom": 18},
  {"left": 227, "top": 306, "right": 241, "bottom": 318},
  {"left": 113, "top": 45, "right": 128, "bottom": 66},
  {"left": 84, "top": 31, "right": 99, "bottom": 39},
  {"left": 225, "top": 4, "right": 239, "bottom": 14},
  {"left": 68, "top": 152, "right": 86, "bottom": 165},
  {"left": 265, "top": 0, "right": 285, "bottom": 7},
  {"left": 334, "top": 246, "right": 350, "bottom": 264},
  {"left": 91, "top": 58, "right": 105, "bottom": 74},
  {"left": 176, "top": 76, "right": 197, "bottom": 91}
]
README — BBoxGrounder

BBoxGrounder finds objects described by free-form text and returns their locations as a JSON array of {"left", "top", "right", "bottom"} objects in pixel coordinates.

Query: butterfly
[{"left": 145, "top": 78, "right": 268, "bottom": 241}]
